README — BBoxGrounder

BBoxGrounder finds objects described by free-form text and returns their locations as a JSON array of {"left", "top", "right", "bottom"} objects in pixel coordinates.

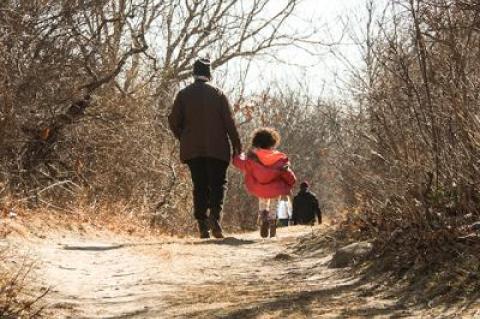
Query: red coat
[{"left": 233, "top": 151, "right": 296, "bottom": 199}]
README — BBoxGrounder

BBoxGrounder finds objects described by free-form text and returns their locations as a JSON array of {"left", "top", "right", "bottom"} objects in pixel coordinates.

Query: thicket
[
  {"left": 0, "top": 0, "right": 319, "bottom": 234},
  {"left": 334, "top": 1, "right": 480, "bottom": 301}
]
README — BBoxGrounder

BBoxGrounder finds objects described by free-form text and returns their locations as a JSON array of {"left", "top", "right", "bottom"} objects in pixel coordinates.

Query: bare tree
[
  {"left": 1, "top": 0, "right": 315, "bottom": 235},
  {"left": 335, "top": 0, "right": 480, "bottom": 270},
  {"left": 154, "top": 0, "right": 303, "bottom": 84}
]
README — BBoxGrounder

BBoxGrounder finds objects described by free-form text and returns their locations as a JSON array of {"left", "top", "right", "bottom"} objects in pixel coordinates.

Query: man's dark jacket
[
  {"left": 292, "top": 190, "right": 322, "bottom": 225},
  {"left": 168, "top": 80, "right": 241, "bottom": 163}
]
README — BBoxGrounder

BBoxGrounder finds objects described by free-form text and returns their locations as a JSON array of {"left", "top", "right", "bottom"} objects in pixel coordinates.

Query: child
[{"left": 233, "top": 128, "right": 296, "bottom": 238}]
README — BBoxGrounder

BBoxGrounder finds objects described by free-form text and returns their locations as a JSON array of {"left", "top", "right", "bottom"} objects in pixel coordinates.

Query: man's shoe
[
  {"left": 199, "top": 231, "right": 210, "bottom": 239},
  {"left": 198, "top": 220, "right": 210, "bottom": 239},
  {"left": 211, "top": 229, "right": 224, "bottom": 239},
  {"left": 209, "top": 216, "right": 224, "bottom": 239}
]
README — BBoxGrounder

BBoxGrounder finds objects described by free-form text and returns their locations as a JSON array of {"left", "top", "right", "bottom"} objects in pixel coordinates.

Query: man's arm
[
  {"left": 311, "top": 194, "right": 322, "bottom": 224},
  {"left": 232, "top": 154, "right": 247, "bottom": 172},
  {"left": 168, "top": 92, "right": 184, "bottom": 139},
  {"left": 220, "top": 93, "right": 242, "bottom": 155}
]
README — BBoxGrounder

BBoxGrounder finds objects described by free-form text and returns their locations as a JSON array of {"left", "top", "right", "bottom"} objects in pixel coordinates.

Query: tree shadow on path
[
  {"left": 164, "top": 277, "right": 411, "bottom": 319},
  {"left": 192, "top": 237, "right": 256, "bottom": 246}
]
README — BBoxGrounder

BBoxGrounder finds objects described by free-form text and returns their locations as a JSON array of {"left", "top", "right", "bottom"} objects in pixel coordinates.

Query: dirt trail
[{"left": 7, "top": 226, "right": 473, "bottom": 318}]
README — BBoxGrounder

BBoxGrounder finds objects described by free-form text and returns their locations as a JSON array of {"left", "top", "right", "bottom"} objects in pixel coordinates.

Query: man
[
  {"left": 292, "top": 181, "right": 322, "bottom": 225},
  {"left": 168, "top": 58, "right": 242, "bottom": 239}
]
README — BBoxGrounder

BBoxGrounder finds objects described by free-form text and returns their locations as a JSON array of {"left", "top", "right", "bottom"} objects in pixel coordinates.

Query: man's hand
[{"left": 233, "top": 143, "right": 242, "bottom": 157}]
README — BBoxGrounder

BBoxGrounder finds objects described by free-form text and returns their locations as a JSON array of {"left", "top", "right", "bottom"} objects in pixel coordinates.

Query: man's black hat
[{"left": 193, "top": 58, "right": 211, "bottom": 79}]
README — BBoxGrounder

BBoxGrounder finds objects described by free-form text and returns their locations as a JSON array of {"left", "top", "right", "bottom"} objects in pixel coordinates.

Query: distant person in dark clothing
[
  {"left": 292, "top": 181, "right": 322, "bottom": 225},
  {"left": 168, "top": 58, "right": 242, "bottom": 239}
]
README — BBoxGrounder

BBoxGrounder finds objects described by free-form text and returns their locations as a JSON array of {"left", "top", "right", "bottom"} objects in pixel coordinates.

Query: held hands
[{"left": 233, "top": 143, "right": 242, "bottom": 157}]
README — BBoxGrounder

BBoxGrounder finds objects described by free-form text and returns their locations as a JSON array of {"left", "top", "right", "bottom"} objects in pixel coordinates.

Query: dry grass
[
  {"left": 279, "top": 225, "right": 480, "bottom": 318},
  {"left": 0, "top": 249, "right": 47, "bottom": 318},
  {"left": 1, "top": 199, "right": 169, "bottom": 240},
  {"left": 336, "top": 0, "right": 480, "bottom": 291},
  {"left": 265, "top": 217, "right": 480, "bottom": 314}
]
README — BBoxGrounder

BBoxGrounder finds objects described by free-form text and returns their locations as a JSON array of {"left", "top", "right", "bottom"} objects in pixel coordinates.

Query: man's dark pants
[
  {"left": 186, "top": 157, "right": 229, "bottom": 222},
  {"left": 278, "top": 219, "right": 289, "bottom": 227}
]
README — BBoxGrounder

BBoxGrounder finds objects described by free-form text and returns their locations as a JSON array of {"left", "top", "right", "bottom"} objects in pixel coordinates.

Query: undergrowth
[{"left": 0, "top": 249, "right": 47, "bottom": 318}]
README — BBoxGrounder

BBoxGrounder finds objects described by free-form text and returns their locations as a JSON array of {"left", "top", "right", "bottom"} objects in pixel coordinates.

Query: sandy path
[{"left": 9, "top": 226, "right": 472, "bottom": 318}]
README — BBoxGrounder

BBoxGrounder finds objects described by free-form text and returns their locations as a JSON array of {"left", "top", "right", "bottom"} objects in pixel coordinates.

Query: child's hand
[{"left": 233, "top": 144, "right": 242, "bottom": 156}]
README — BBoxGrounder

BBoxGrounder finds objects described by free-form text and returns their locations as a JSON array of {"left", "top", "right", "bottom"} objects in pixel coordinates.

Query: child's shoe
[
  {"left": 259, "top": 210, "right": 269, "bottom": 238},
  {"left": 269, "top": 220, "right": 277, "bottom": 237}
]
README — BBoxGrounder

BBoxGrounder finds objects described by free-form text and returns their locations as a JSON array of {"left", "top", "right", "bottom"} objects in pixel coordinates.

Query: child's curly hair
[{"left": 251, "top": 127, "right": 281, "bottom": 149}]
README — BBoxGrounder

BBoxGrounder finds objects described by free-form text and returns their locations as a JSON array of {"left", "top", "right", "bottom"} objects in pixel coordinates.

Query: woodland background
[{"left": 1, "top": 0, "right": 480, "bottom": 279}]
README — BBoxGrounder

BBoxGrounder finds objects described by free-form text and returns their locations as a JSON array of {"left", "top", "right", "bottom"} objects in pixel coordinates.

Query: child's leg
[
  {"left": 269, "top": 197, "right": 279, "bottom": 237},
  {"left": 258, "top": 198, "right": 270, "bottom": 218},
  {"left": 258, "top": 198, "right": 270, "bottom": 238}
]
